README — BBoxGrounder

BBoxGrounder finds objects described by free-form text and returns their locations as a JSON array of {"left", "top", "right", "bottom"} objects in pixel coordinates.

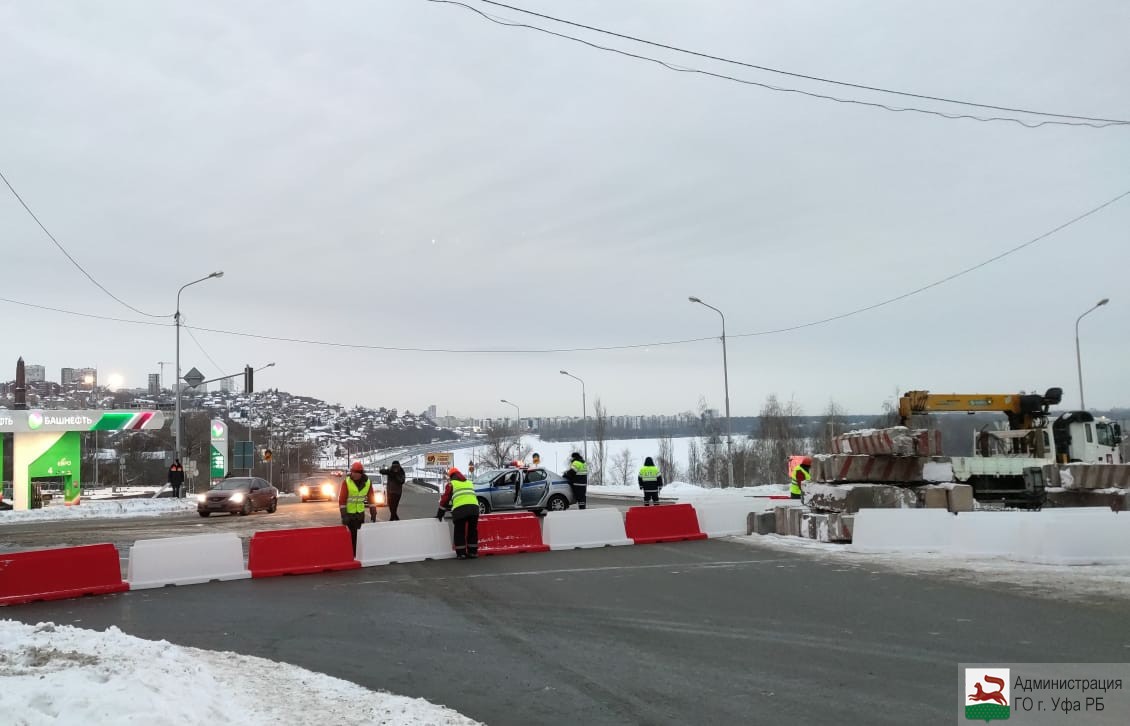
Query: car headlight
[
  {"left": 321, "top": 484, "right": 334, "bottom": 496},
  {"left": 196, "top": 494, "right": 206, "bottom": 503},
  {"left": 299, "top": 486, "right": 309, "bottom": 495},
  {"left": 229, "top": 492, "right": 244, "bottom": 504},
  {"left": 375, "top": 492, "right": 385, "bottom": 505}
]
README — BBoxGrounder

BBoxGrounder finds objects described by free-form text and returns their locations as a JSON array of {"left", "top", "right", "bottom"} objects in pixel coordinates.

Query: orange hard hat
[
  {"left": 448, "top": 467, "right": 465, "bottom": 479},
  {"left": 350, "top": 462, "right": 364, "bottom": 473}
]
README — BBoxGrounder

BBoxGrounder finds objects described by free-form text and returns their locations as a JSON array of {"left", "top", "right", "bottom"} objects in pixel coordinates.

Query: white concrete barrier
[
  {"left": 692, "top": 501, "right": 755, "bottom": 538},
  {"left": 950, "top": 511, "right": 1044, "bottom": 558},
  {"left": 542, "top": 509, "right": 633, "bottom": 550},
  {"left": 851, "top": 509, "right": 956, "bottom": 553},
  {"left": 127, "top": 532, "right": 250, "bottom": 589},
  {"left": 1016, "top": 512, "right": 1130, "bottom": 565},
  {"left": 356, "top": 519, "right": 456, "bottom": 566}
]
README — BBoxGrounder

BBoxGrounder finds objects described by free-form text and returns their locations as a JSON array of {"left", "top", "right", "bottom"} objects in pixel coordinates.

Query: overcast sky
[{"left": 2, "top": 0, "right": 1127, "bottom": 419}]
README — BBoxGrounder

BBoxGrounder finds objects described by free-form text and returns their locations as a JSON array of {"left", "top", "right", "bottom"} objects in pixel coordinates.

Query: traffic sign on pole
[{"left": 183, "top": 367, "right": 205, "bottom": 388}]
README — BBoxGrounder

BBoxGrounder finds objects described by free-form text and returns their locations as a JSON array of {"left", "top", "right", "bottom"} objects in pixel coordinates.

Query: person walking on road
[
  {"left": 638, "top": 457, "right": 664, "bottom": 506},
  {"left": 167, "top": 459, "right": 185, "bottom": 499},
  {"left": 437, "top": 467, "right": 479, "bottom": 559},
  {"left": 339, "top": 462, "right": 378, "bottom": 555},
  {"left": 563, "top": 452, "right": 588, "bottom": 510},
  {"left": 379, "top": 460, "right": 406, "bottom": 522}
]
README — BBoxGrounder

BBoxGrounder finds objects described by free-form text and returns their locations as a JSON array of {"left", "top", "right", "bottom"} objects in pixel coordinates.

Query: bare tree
[
  {"left": 816, "top": 398, "right": 849, "bottom": 453},
  {"left": 591, "top": 397, "right": 608, "bottom": 484},
  {"left": 686, "top": 438, "right": 704, "bottom": 485},
  {"left": 656, "top": 434, "right": 677, "bottom": 482},
  {"left": 479, "top": 422, "right": 528, "bottom": 468},
  {"left": 611, "top": 448, "right": 635, "bottom": 486},
  {"left": 749, "top": 394, "right": 806, "bottom": 484}
]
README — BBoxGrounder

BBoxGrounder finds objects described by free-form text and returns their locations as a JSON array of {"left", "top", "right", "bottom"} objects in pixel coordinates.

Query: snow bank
[
  {"left": 0, "top": 499, "right": 196, "bottom": 525},
  {"left": 0, "top": 620, "right": 480, "bottom": 726}
]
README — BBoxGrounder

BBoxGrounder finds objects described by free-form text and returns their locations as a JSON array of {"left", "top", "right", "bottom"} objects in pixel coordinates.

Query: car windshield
[
  {"left": 472, "top": 469, "right": 504, "bottom": 484},
  {"left": 215, "top": 478, "right": 253, "bottom": 491}
]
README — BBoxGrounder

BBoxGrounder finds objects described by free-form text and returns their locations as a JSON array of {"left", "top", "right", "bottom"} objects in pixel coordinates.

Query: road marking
[{"left": 315, "top": 557, "right": 791, "bottom": 588}]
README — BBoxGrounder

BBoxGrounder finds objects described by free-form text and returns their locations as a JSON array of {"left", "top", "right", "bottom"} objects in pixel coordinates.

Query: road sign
[
  {"left": 183, "top": 367, "right": 205, "bottom": 388},
  {"left": 233, "top": 441, "right": 255, "bottom": 469},
  {"left": 424, "top": 452, "right": 454, "bottom": 468}
]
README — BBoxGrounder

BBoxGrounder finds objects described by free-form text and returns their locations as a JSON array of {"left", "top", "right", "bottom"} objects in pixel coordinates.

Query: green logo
[
  {"left": 27, "top": 411, "right": 44, "bottom": 430},
  {"left": 211, "top": 421, "right": 226, "bottom": 439}
]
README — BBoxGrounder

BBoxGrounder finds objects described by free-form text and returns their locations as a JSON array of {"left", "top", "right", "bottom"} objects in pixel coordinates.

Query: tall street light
[
  {"left": 175, "top": 271, "right": 224, "bottom": 462},
  {"left": 1075, "top": 297, "right": 1109, "bottom": 409},
  {"left": 500, "top": 399, "right": 521, "bottom": 458},
  {"left": 559, "top": 370, "right": 587, "bottom": 460},
  {"left": 689, "top": 296, "right": 735, "bottom": 488}
]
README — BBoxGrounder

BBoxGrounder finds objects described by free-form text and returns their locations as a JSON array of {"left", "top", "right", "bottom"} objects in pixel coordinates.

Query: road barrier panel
[
  {"left": 624, "top": 503, "right": 708, "bottom": 544},
  {"left": 248, "top": 526, "right": 360, "bottom": 577},
  {"left": 357, "top": 519, "right": 457, "bottom": 566},
  {"left": 850, "top": 509, "right": 956, "bottom": 553},
  {"left": 477, "top": 512, "right": 550, "bottom": 555},
  {"left": 127, "top": 533, "right": 250, "bottom": 589},
  {"left": 542, "top": 508, "right": 633, "bottom": 550},
  {"left": 692, "top": 501, "right": 755, "bottom": 538},
  {"left": 1, "top": 543, "right": 129, "bottom": 606}
]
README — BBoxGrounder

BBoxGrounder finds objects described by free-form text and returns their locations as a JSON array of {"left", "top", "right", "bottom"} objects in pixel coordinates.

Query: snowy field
[
  {"left": 0, "top": 620, "right": 479, "bottom": 726},
  {"left": 738, "top": 534, "right": 1130, "bottom": 603},
  {"left": 0, "top": 499, "right": 196, "bottom": 525}
]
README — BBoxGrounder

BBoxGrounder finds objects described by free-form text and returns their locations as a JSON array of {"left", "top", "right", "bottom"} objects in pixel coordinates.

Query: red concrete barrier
[
  {"left": 0, "top": 543, "right": 130, "bottom": 606},
  {"left": 624, "top": 503, "right": 708, "bottom": 545},
  {"left": 477, "top": 512, "right": 550, "bottom": 555},
  {"left": 248, "top": 526, "right": 360, "bottom": 578}
]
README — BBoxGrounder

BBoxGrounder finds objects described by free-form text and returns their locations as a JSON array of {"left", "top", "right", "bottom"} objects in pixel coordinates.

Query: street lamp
[
  {"left": 689, "top": 296, "right": 735, "bottom": 488},
  {"left": 1075, "top": 298, "right": 1109, "bottom": 409},
  {"left": 500, "top": 399, "right": 521, "bottom": 458},
  {"left": 560, "top": 370, "right": 587, "bottom": 460},
  {"left": 175, "top": 271, "right": 224, "bottom": 462}
]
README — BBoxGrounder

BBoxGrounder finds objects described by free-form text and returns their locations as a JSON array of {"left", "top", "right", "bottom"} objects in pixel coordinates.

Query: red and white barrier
[
  {"left": 1, "top": 543, "right": 129, "bottom": 606},
  {"left": 127, "top": 533, "right": 250, "bottom": 589},
  {"left": 542, "top": 509, "right": 633, "bottom": 550},
  {"left": 356, "top": 519, "right": 457, "bottom": 566}
]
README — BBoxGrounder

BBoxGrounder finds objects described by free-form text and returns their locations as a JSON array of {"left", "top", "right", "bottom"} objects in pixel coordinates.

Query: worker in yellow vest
[
  {"left": 638, "top": 457, "right": 664, "bottom": 506},
  {"left": 437, "top": 467, "right": 480, "bottom": 559},
  {"left": 338, "top": 462, "right": 378, "bottom": 554},
  {"left": 789, "top": 456, "right": 812, "bottom": 500},
  {"left": 563, "top": 452, "right": 588, "bottom": 509}
]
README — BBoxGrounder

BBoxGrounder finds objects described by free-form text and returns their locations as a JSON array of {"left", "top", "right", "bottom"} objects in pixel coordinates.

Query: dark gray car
[{"left": 197, "top": 477, "right": 278, "bottom": 516}]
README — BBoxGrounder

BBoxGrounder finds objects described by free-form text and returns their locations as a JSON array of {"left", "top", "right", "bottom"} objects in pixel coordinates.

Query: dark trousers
[
  {"left": 388, "top": 491, "right": 402, "bottom": 521},
  {"left": 452, "top": 504, "right": 479, "bottom": 557},
  {"left": 642, "top": 488, "right": 660, "bottom": 505},
  {"left": 170, "top": 483, "right": 182, "bottom": 499},
  {"left": 343, "top": 512, "right": 365, "bottom": 554},
  {"left": 790, "top": 492, "right": 802, "bottom": 500},
  {"left": 571, "top": 484, "right": 587, "bottom": 509}
]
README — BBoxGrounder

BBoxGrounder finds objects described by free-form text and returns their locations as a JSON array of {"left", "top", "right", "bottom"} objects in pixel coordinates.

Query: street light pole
[
  {"left": 500, "top": 399, "right": 521, "bottom": 459},
  {"left": 1075, "top": 298, "right": 1109, "bottom": 410},
  {"left": 560, "top": 370, "right": 587, "bottom": 460},
  {"left": 175, "top": 271, "right": 224, "bottom": 464},
  {"left": 690, "top": 296, "right": 735, "bottom": 488}
]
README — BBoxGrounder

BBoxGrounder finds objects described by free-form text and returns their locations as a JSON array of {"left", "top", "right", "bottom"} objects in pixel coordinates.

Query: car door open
[{"left": 521, "top": 469, "right": 549, "bottom": 508}]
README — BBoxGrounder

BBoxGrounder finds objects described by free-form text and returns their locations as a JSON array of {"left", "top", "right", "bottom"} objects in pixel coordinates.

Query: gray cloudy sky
[{"left": 2, "top": 0, "right": 1128, "bottom": 419}]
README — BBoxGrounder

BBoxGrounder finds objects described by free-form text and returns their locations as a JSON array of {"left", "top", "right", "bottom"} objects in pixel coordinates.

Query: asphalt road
[{"left": 6, "top": 532, "right": 1129, "bottom": 725}]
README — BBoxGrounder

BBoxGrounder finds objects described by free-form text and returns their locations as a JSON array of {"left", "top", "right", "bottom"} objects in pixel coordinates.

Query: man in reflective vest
[
  {"left": 638, "top": 457, "right": 664, "bottom": 506},
  {"left": 563, "top": 452, "right": 588, "bottom": 509},
  {"left": 789, "top": 456, "right": 812, "bottom": 500},
  {"left": 437, "top": 467, "right": 480, "bottom": 559},
  {"left": 338, "top": 462, "right": 377, "bottom": 554}
]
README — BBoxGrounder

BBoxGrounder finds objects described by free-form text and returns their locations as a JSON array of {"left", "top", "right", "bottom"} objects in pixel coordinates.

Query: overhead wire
[
  {"left": 424, "top": 0, "right": 1128, "bottom": 129},
  {"left": 0, "top": 168, "right": 171, "bottom": 318},
  {"left": 3, "top": 187, "right": 1126, "bottom": 352},
  {"left": 182, "top": 318, "right": 229, "bottom": 376},
  {"left": 470, "top": 0, "right": 1130, "bottom": 126}
]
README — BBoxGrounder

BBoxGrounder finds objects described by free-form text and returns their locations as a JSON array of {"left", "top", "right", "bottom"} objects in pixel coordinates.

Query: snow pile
[
  {"left": 0, "top": 498, "right": 196, "bottom": 525},
  {"left": 0, "top": 620, "right": 480, "bottom": 726}
]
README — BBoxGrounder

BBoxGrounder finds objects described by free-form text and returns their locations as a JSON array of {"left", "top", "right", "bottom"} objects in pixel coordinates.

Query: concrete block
[
  {"left": 812, "top": 455, "right": 950, "bottom": 484},
  {"left": 356, "top": 519, "right": 457, "bottom": 567},
  {"left": 829, "top": 513, "right": 854, "bottom": 542},
  {"left": 787, "top": 506, "right": 806, "bottom": 536},
  {"left": 916, "top": 485, "right": 949, "bottom": 509},
  {"left": 127, "top": 532, "right": 250, "bottom": 590},
  {"left": 851, "top": 509, "right": 956, "bottom": 553},
  {"left": 1046, "top": 488, "right": 1130, "bottom": 511},
  {"left": 747, "top": 511, "right": 776, "bottom": 535},
  {"left": 542, "top": 508, "right": 633, "bottom": 550},
  {"left": 801, "top": 512, "right": 822, "bottom": 539},
  {"left": 693, "top": 501, "right": 753, "bottom": 538},
  {"left": 1057, "top": 464, "right": 1130, "bottom": 491},
  {"left": 803, "top": 483, "right": 917, "bottom": 514},
  {"left": 944, "top": 484, "right": 974, "bottom": 513},
  {"left": 950, "top": 512, "right": 1043, "bottom": 558},
  {"left": 833, "top": 428, "right": 943, "bottom": 457},
  {"left": 774, "top": 504, "right": 802, "bottom": 535},
  {"left": 1031, "top": 513, "right": 1130, "bottom": 564}
]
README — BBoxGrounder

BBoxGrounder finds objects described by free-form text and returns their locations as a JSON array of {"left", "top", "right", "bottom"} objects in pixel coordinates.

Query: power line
[
  {"left": 4, "top": 187, "right": 1126, "bottom": 351},
  {"left": 426, "top": 0, "right": 1128, "bottom": 129},
  {"left": 472, "top": 0, "right": 1130, "bottom": 125},
  {"left": 0, "top": 168, "right": 170, "bottom": 318},
  {"left": 182, "top": 319, "right": 229, "bottom": 376}
]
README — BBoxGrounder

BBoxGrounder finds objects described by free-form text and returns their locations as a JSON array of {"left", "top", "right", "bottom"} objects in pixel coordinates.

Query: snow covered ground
[
  {"left": 0, "top": 499, "right": 196, "bottom": 525},
  {"left": 0, "top": 620, "right": 479, "bottom": 726},
  {"left": 737, "top": 534, "right": 1130, "bottom": 603}
]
